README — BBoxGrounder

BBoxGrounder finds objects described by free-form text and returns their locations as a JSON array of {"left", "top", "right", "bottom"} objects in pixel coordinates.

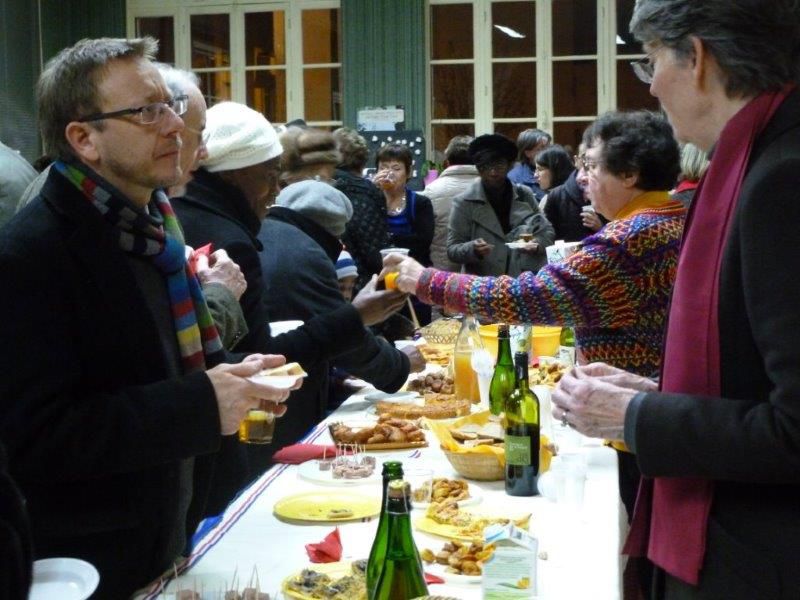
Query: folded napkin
[
  {"left": 305, "top": 528, "right": 342, "bottom": 563},
  {"left": 188, "top": 243, "right": 213, "bottom": 275},
  {"left": 271, "top": 443, "right": 339, "bottom": 465},
  {"left": 424, "top": 572, "right": 445, "bottom": 585}
]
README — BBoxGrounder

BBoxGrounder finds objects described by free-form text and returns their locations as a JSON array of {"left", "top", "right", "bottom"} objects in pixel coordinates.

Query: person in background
[
  {"left": 543, "top": 143, "right": 606, "bottom": 242},
  {"left": 374, "top": 142, "right": 435, "bottom": 325},
  {"left": 384, "top": 113, "right": 685, "bottom": 594},
  {"left": 158, "top": 64, "right": 250, "bottom": 350},
  {"left": 0, "top": 437, "right": 32, "bottom": 600},
  {"left": 550, "top": 2, "right": 800, "bottom": 598},
  {"left": 260, "top": 180, "right": 421, "bottom": 444},
  {"left": 534, "top": 144, "right": 575, "bottom": 207},
  {"left": 0, "top": 140, "right": 37, "bottom": 228},
  {"left": 279, "top": 126, "right": 339, "bottom": 188},
  {"left": 670, "top": 142, "right": 709, "bottom": 208},
  {"left": 447, "top": 133, "right": 554, "bottom": 277},
  {"left": 0, "top": 37, "right": 293, "bottom": 598},
  {"left": 333, "top": 127, "right": 391, "bottom": 293},
  {"left": 508, "top": 128, "right": 552, "bottom": 201},
  {"left": 336, "top": 249, "right": 359, "bottom": 302},
  {"left": 421, "top": 134, "right": 477, "bottom": 273}
]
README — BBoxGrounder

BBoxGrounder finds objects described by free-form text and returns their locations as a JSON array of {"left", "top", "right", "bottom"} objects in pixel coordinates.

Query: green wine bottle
[
  {"left": 372, "top": 480, "right": 429, "bottom": 600},
  {"left": 558, "top": 326, "right": 576, "bottom": 367},
  {"left": 505, "top": 351, "right": 541, "bottom": 496},
  {"left": 489, "top": 324, "right": 515, "bottom": 415},
  {"left": 366, "top": 461, "right": 404, "bottom": 599}
]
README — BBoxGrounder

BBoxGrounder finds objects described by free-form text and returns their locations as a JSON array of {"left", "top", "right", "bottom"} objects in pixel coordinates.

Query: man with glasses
[
  {"left": 447, "top": 133, "right": 554, "bottom": 277},
  {"left": 0, "top": 38, "right": 295, "bottom": 598}
]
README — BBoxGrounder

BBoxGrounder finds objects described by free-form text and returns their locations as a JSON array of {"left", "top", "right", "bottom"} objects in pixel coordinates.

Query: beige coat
[
  {"left": 447, "top": 179, "right": 554, "bottom": 276},
  {"left": 422, "top": 164, "right": 479, "bottom": 272}
]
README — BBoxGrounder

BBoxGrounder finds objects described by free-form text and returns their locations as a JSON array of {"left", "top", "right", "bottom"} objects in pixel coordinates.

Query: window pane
[
  {"left": 136, "top": 17, "right": 175, "bottom": 64},
  {"left": 432, "top": 123, "right": 475, "bottom": 158},
  {"left": 493, "top": 122, "right": 536, "bottom": 142},
  {"left": 303, "top": 9, "right": 339, "bottom": 63},
  {"left": 245, "top": 11, "right": 285, "bottom": 67},
  {"left": 430, "top": 4, "right": 473, "bottom": 60},
  {"left": 432, "top": 64, "right": 474, "bottom": 119},
  {"left": 246, "top": 70, "right": 287, "bottom": 123},
  {"left": 197, "top": 71, "right": 231, "bottom": 107},
  {"left": 191, "top": 14, "right": 230, "bottom": 68},
  {"left": 552, "top": 0, "right": 597, "bottom": 55},
  {"left": 304, "top": 68, "right": 341, "bottom": 122},
  {"left": 616, "top": 61, "right": 660, "bottom": 111},
  {"left": 553, "top": 121, "right": 591, "bottom": 154},
  {"left": 616, "top": 0, "right": 641, "bottom": 54},
  {"left": 492, "top": 2, "right": 536, "bottom": 58},
  {"left": 552, "top": 60, "right": 597, "bottom": 116},
  {"left": 493, "top": 62, "right": 536, "bottom": 118}
]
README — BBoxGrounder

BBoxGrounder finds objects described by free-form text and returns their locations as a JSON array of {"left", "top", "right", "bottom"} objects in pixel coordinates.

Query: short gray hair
[
  {"left": 37, "top": 37, "right": 158, "bottom": 161},
  {"left": 156, "top": 63, "right": 199, "bottom": 98},
  {"left": 630, "top": 0, "right": 800, "bottom": 98},
  {"left": 333, "top": 127, "right": 369, "bottom": 171},
  {"left": 679, "top": 143, "right": 709, "bottom": 182}
]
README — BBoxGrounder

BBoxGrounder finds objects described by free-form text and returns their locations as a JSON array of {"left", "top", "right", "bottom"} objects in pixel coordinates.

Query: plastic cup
[
  {"left": 406, "top": 468, "right": 434, "bottom": 507},
  {"left": 238, "top": 409, "right": 276, "bottom": 444}
]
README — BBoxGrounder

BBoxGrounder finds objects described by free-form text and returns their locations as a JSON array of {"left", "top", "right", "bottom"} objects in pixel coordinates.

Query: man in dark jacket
[
  {"left": 173, "top": 102, "right": 407, "bottom": 483},
  {"left": 0, "top": 37, "right": 291, "bottom": 598},
  {"left": 543, "top": 161, "right": 606, "bottom": 242},
  {"left": 259, "top": 180, "right": 426, "bottom": 454}
]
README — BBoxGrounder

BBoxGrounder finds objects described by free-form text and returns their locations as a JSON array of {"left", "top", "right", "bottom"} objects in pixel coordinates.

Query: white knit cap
[{"left": 201, "top": 102, "right": 283, "bottom": 172}]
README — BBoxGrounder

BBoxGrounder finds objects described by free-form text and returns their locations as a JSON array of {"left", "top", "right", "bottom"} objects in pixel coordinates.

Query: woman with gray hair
[{"left": 545, "top": 1, "right": 800, "bottom": 597}]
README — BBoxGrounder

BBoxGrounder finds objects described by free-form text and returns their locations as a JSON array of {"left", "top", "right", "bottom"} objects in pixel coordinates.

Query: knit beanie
[
  {"left": 276, "top": 180, "right": 353, "bottom": 237},
  {"left": 335, "top": 250, "right": 358, "bottom": 280},
  {"left": 202, "top": 102, "right": 283, "bottom": 172}
]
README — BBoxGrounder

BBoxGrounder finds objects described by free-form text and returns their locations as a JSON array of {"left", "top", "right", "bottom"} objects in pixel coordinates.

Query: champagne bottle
[
  {"left": 558, "top": 326, "right": 576, "bottom": 367},
  {"left": 505, "top": 351, "right": 541, "bottom": 496},
  {"left": 367, "top": 461, "right": 404, "bottom": 599},
  {"left": 453, "top": 315, "right": 482, "bottom": 403},
  {"left": 372, "top": 480, "right": 429, "bottom": 600},
  {"left": 489, "top": 324, "right": 515, "bottom": 415}
]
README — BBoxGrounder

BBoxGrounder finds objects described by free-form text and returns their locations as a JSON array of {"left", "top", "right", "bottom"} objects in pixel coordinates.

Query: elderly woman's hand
[
  {"left": 381, "top": 254, "right": 425, "bottom": 295},
  {"left": 551, "top": 363, "right": 642, "bottom": 441}
]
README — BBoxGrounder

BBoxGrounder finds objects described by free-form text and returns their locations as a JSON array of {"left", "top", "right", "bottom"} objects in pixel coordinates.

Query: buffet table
[{"left": 140, "top": 389, "right": 624, "bottom": 599}]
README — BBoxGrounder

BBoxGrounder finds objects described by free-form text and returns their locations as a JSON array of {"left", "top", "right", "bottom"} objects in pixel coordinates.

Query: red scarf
[{"left": 623, "top": 85, "right": 795, "bottom": 584}]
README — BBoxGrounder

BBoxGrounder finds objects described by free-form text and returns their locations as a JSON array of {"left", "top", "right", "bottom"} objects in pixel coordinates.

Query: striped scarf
[{"left": 54, "top": 160, "right": 223, "bottom": 373}]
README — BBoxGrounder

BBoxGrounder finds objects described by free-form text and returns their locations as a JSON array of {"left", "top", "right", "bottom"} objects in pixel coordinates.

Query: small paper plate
[
  {"left": 297, "top": 459, "right": 382, "bottom": 486},
  {"left": 269, "top": 320, "right": 304, "bottom": 336},
  {"left": 283, "top": 562, "right": 362, "bottom": 600},
  {"left": 249, "top": 372, "right": 307, "bottom": 389},
  {"left": 274, "top": 490, "right": 381, "bottom": 522},
  {"left": 30, "top": 558, "right": 100, "bottom": 600},
  {"left": 412, "top": 487, "right": 483, "bottom": 510},
  {"left": 505, "top": 241, "right": 528, "bottom": 249}
]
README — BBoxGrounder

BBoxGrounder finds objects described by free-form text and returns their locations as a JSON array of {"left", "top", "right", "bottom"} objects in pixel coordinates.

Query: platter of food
[
  {"left": 420, "top": 540, "right": 496, "bottom": 584},
  {"left": 410, "top": 477, "right": 482, "bottom": 509},
  {"left": 282, "top": 560, "right": 366, "bottom": 600},
  {"left": 297, "top": 456, "right": 381, "bottom": 486},
  {"left": 328, "top": 417, "right": 427, "bottom": 450},
  {"left": 414, "top": 500, "right": 531, "bottom": 542},
  {"left": 274, "top": 491, "right": 380, "bottom": 523},
  {"left": 375, "top": 397, "right": 471, "bottom": 420},
  {"left": 417, "top": 343, "right": 453, "bottom": 366}
]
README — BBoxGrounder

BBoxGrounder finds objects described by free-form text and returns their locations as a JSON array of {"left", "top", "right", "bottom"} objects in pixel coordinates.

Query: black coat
[
  {"left": 335, "top": 169, "right": 390, "bottom": 291},
  {"left": 0, "top": 170, "right": 223, "bottom": 598},
  {"left": 543, "top": 170, "right": 601, "bottom": 242},
  {"left": 0, "top": 439, "right": 32, "bottom": 600},
  {"left": 631, "top": 88, "right": 800, "bottom": 598},
  {"left": 260, "top": 207, "right": 409, "bottom": 426}
]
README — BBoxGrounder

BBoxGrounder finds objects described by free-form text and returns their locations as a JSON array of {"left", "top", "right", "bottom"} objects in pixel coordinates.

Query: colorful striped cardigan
[{"left": 418, "top": 196, "right": 686, "bottom": 378}]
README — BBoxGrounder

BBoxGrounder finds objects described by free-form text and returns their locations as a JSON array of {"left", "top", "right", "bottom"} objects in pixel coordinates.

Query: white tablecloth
[{"left": 139, "top": 391, "right": 624, "bottom": 599}]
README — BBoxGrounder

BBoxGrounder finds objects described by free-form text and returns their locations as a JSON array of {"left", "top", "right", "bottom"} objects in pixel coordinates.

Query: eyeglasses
[
  {"left": 576, "top": 154, "right": 600, "bottom": 172},
  {"left": 78, "top": 95, "right": 189, "bottom": 125},
  {"left": 630, "top": 49, "right": 658, "bottom": 84}
]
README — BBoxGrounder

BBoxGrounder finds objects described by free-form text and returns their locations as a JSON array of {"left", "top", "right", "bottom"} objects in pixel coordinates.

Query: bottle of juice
[{"left": 453, "top": 315, "right": 482, "bottom": 403}]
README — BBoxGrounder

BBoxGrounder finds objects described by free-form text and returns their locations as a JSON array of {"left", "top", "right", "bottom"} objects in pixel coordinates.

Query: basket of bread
[
  {"left": 417, "top": 317, "right": 461, "bottom": 345},
  {"left": 427, "top": 411, "right": 555, "bottom": 481}
]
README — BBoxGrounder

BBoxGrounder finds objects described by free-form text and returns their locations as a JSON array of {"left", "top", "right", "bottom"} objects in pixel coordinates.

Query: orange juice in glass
[{"left": 453, "top": 350, "right": 480, "bottom": 403}]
